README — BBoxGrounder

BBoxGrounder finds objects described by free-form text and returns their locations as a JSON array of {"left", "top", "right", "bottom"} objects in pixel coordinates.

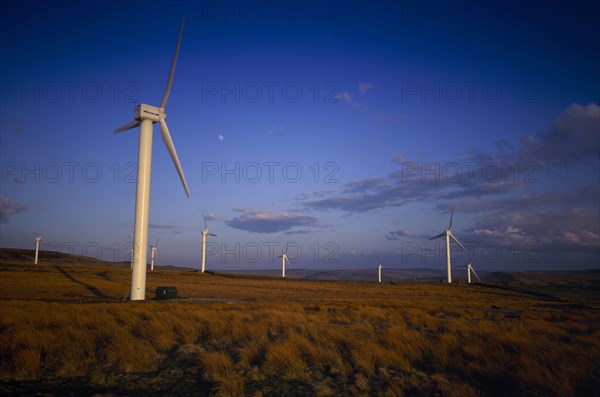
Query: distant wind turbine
[
  {"left": 377, "top": 255, "right": 382, "bottom": 283},
  {"left": 114, "top": 18, "right": 190, "bottom": 300},
  {"left": 459, "top": 254, "right": 481, "bottom": 284},
  {"left": 34, "top": 235, "right": 42, "bottom": 264},
  {"left": 150, "top": 237, "right": 159, "bottom": 271},
  {"left": 278, "top": 244, "right": 291, "bottom": 278},
  {"left": 201, "top": 213, "right": 217, "bottom": 273},
  {"left": 429, "top": 208, "right": 465, "bottom": 283}
]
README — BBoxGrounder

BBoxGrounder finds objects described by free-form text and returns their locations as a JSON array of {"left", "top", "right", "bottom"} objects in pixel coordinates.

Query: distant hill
[
  {"left": 1, "top": 248, "right": 598, "bottom": 288},
  {"left": 0, "top": 248, "right": 124, "bottom": 267},
  {"left": 0, "top": 248, "right": 197, "bottom": 271},
  {"left": 485, "top": 270, "right": 600, "bottom": 288},
  {"left": 218, "top": 268, "right": 448, "bottom": 283}
]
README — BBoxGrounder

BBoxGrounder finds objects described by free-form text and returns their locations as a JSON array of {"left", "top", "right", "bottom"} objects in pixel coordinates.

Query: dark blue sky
[{"left": 1, "top": 1, "right": 599, "bottom": 271}]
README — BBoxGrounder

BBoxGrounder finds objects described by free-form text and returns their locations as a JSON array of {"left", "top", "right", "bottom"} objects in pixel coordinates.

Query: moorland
[{"left": 1, "top": 248, "right": 599, "bottom": 396}]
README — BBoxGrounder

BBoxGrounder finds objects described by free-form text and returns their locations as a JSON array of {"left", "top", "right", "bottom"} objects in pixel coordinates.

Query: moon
[{"left": 218, "top": 134, "right": 224, "bottom": 141}]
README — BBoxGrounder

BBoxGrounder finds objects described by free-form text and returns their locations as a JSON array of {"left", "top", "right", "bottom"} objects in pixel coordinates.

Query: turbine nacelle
[
  {"left": 115, "top": 105, "right": 168, "bottom": 129},
  {"left": 135, "top": 104, "right": 163, "bottom": 123}
]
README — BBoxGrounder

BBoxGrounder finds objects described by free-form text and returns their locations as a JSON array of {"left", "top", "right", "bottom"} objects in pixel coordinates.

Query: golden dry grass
[{"left": 1, "top": 254, "right": 599, "bottom": 396}]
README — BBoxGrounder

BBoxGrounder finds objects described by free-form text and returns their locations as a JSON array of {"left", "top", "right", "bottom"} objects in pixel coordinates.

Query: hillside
[
  {"left": 3, "top": 248, "right": 599, "bottom": 290},
  {"left": 1, "top": 248, "right": 599, "bottom": 396}
]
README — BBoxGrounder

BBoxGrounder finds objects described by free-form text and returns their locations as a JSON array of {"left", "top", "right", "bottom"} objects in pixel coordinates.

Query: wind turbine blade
[
  {"left": 471, "top": 267, "right": 481, "bottom": 282},
  {"left": 449, "top": 232, "right": 465, "bottom": 251},
  {"left": 466, "top": 253, "right": 474, "bottom": 267},
  {"left": 284, "top": 243, "right": 288, "bottom": 255},
  {"left": 286, "top": 257, "right": 291, "bottom": 268},
  {"left": 155, "top": 236, "right": 160, "bottom": 247},
  {"left": 449, "top": 207, "right": 454, "bottom": 230},
  {"left": 159, "top": 118, "right": 190, "bottom": 197},
  {"left": 376, "top": 255, "right": 381, "bottom": 265},
  {"left": 160, "top": 18, "right": 185, "bottom": 109},
  {"left": 208, "top": 233, "right": 217, "bottom": 237},
  {"left": 114, "top": 120, "right": 140, "bottom": 133},
  {"left": 203, "top": 212, "right": 207, "bottom": 229},
  {"left": 429, "top": 232, "right": 445, "bottom": 240}
]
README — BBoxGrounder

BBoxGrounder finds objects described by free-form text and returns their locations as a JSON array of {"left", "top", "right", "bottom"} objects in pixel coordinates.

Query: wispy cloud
[
  {"left": 266, "top": 124, "right": 286, "bottom": 135},
  {"left": 0, "top": 195, "right": 27, "bottom": 223},
  {"left": 337, "top": 85, "right": 407, "bottom": 124},
  {"left": 226, "top": 209, "right": 327, "bottom": 233},
  {"left": 304, "top": 103, "right": 599, "bottom": 214},
  {"left": 520, "top": 103, "right": 600, "bottom": 166},
  {"left": 465, "top": 207, "right": 600, "bottom": 252},
  {"left": 386, "top": 229, "right": 424, "bottom": 240},
  {"left": 358, "top": 81, "right": 374, "bottom": 95},
  {"left": 437, "top": 186, "right": 599, "bottom": 214},
  {"left": 335, "top": 92, "right": 364, "bottom": 109},
  {"left": 370, "top": 110, "right": 409, "bottom": 124},
  {"left": 205, "top": 213, "right": 221, "bottom": 222},
  {"left": 149, "top": 224, "right": 180, "bottom": 230}
]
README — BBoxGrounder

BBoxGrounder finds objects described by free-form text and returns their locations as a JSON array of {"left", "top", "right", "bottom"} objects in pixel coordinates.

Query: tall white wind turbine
[
  {"left": 377, "top": 255, "right": 382, "bottom": 283},
  {"left": 201, "top": 213, "right": 217, "bottom": 273},
  {"left": 149, "top": 236, "right": 159, "bottom": 271},
  {"left": 278, "top": 244, "right": 291, "bottom": 278},
  {"left": 114, "top": 18, "right": 190, "bottom": 300},
  {"left": 429, "top": 208, "right": 465, "bottom": 283},
  {"left": 34, "top": 235, "right": 42, "bottom": 264}
]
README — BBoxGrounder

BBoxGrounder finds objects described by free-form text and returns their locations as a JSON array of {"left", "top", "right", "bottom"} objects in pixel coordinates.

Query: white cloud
[
  {"left": 226, "top": 209, "right": 326, "bottom": 233},
  {"left": 205, "top": 213, "right": 221, "bottom": 221},
  {"left": 336, "top": 92, "right": 356, "bottom": 106},
  {"left": 358, "top": 81, "right": 374, "bottom": 95}
]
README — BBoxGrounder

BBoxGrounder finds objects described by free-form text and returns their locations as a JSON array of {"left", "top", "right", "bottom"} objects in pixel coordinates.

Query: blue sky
[{"left": 1, "top": 1, "right": 599, "bottom": 272}]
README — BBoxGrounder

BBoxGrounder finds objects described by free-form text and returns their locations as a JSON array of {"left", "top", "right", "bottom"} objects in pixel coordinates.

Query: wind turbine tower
[
  {"left": 463, "top": 254, "right": 481, "bottom": 284},
  {"left": 429, "top": 208, "right": 465, "bottom": 283},
  {"left": 150, "top": 237, "right": 159, "bottom": 271},
  {"left": 377, "top": 255, "right": 382, "bottom": 283},
  {"left": 114, "top": 19, "right": 190, "bottom": 300},
  {"left": 201, "top": 213, "right": 217, "bottom": 273},
  {"left": 34, "top": 236, "right": 42, "bottom": 264},
  {"left": 278, "top": 244, "right": 291, "bottom": 278}
]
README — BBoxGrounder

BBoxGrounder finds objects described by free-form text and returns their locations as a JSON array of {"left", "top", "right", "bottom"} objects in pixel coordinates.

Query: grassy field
[{"left": 1, "top": 249, "right": 599, "bottom": 396}]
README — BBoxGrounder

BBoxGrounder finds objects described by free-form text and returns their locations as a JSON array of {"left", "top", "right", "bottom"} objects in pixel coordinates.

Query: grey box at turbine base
[{"left": 155, "top": 286, "right": 177, "bottom": 300}]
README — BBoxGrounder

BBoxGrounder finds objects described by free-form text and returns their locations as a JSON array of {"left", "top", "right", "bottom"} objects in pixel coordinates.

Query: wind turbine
[
  {"left": 149, "top": 237, "right": 159, "bottom": 271},
  {"left": 278, "top": 244, "right": 291, "bottom": 278},
  {"left": 459, "top": 254, "right": 481, "bottom": 284},
  {"left": 429, "top": 208, "right": 465, "bottom": 283},
  {"left": 377, "top": 255, "right": 382, "bottom": 283},
  {"left": 34, "top": 236, "right": 42, "bottom": 264},
  {"left": 201, "top": 213, "right": 217, "bottom": 273},
  {"left": 114, "top": 18, "right": 190, "bottom": 300}
]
